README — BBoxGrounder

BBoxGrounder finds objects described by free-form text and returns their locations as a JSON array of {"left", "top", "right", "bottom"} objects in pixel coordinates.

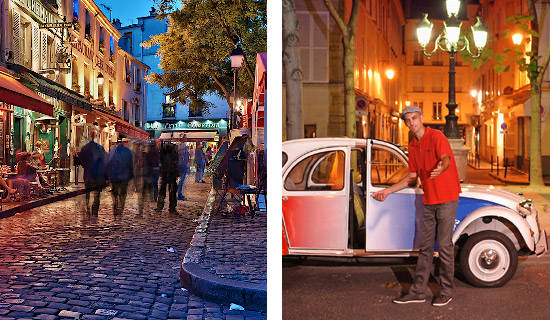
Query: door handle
[{"left": 282, "top": 196, "right": 288, "bottom": 201}]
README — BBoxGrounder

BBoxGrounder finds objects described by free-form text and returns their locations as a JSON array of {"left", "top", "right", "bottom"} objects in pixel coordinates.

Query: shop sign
[
  {"left": 71, "top": 38, "right": 94, "bottom": 60},
  {"left": 146, "top": 120, "right": 227, "bottom": 131},
  {"left": 13, "top": 0, "right": 58, "bottom": 24},
  {"left": 95, "top": 55, "right": 116, "bottom": 78}
]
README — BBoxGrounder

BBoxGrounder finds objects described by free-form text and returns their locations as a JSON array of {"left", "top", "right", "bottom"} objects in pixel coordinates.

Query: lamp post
[
  {"left": 416, "top": 0, "right": 488, "bottom": 139},
  {"left": 230, "top": 44, "right": 244, "bottom": 137}
]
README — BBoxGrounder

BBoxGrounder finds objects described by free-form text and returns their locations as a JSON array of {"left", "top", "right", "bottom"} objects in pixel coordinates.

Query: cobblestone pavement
[
  {"left": 0, "top": 178, "right": 266, "bottom": 319},
  {"left": 201, "top": 211, "right": 267, "bottom": 284}
]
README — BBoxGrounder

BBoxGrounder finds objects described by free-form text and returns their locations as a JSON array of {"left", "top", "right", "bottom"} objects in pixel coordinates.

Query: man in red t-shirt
[{"left": 372, "top": 106, "right": 461, "bottom": 307}]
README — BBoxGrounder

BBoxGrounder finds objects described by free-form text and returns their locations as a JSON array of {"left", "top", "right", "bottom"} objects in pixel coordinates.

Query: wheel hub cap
[{"left": 479, "top": 248, "right": 499, "bottom": 270}]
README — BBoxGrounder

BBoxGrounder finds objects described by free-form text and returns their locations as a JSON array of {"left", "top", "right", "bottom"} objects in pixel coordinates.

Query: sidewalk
[
  {"left": 180, "top": 188, "right": 267, "bottom": 312},
  {"left": 0, "top": 184, "right": 87, "bottom": 219},
  {"left": 468, "top": 158, "right": 550, "bottom": 185}
]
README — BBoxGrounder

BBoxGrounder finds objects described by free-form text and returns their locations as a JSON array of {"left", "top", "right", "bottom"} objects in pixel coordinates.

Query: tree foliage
[{"left": 144, "top": 0, "right": 266, "bottom": 114}]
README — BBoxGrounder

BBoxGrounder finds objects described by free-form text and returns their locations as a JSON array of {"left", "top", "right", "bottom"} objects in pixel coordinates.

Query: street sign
[
  {"left": 356, "top": 95, "right": 368, "bottom": 111},
  {"left": 501, "top": 123, "right": 507, "bottom": 130}
]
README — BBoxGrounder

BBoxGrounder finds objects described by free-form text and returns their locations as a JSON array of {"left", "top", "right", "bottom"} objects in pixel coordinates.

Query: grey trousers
[{"left": 410, "top": 200, "right": 458, "bottom": 297}]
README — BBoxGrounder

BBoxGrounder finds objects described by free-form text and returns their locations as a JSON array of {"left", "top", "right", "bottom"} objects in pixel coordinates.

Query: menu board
[{"left": 207, "top": 141, "right": 228, "bottom": 174}]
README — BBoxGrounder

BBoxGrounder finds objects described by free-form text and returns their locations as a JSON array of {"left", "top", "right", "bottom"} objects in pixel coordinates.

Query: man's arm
[
  {"left": 429, "top": 154, "right": 450, "bottom": 178},
  {"left": 371, "top": 172, "right": 418, "bottom": 201}
]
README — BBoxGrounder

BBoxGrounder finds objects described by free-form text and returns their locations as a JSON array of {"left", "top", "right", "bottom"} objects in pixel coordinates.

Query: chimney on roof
[
  {"left": 113, "top": 18, "right": 121, "bottom": 28},
  {"left": 149, "top": 7, "right": 157, "bottom": 16}
]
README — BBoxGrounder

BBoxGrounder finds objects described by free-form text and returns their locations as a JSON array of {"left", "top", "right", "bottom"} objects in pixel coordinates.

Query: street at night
[
  {"left": 283, "top": 257, "right": 550, "bottom": 319},
  {"left": 0, "top": 181, "right": 265, "bottom": 319}
]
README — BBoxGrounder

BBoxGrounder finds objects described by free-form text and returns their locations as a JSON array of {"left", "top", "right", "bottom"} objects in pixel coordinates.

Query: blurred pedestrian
[
  {"left": 194, "top": 142, "right": 206, "bottom": 183},
  {"left": 142, "top": 140, "right": 160, "bottom": 205},
  {"left": 70, "top": 129, "right": 107, "bottom": 216},
  {"left": 107, "top": 136, "right": 134, "bottom": 215},
  {"left": 156, "top": 142, "right": 179, "bottom": 214},
  {"left": 177, "top": 142, "right": 189, "bottom": 200}
]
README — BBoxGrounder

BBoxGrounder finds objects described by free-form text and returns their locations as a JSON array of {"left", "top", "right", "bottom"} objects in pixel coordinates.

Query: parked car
[{"left": 282, "top": 138, "right": 547, "bottom": 287}]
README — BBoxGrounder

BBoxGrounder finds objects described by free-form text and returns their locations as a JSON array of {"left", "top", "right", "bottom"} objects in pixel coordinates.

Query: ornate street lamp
[
  {"left": 416, "top": 0, "right": 488, "bottom": 138},
  {"left": 229, "top": 44, "right": 244, "bottom": 136}
]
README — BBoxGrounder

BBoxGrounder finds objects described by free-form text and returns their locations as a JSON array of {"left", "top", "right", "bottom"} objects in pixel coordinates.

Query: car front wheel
[{"left": 459, "top": 230, "right": 518, "bottom": 288}]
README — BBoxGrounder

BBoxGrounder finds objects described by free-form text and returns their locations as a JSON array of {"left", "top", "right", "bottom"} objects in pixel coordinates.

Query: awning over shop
[
  {"left": 0, "top": 66, "right": 54, "bottom": 116},
  {"left": 8, "top": 64, "right": 92, "bottom": 111},
  {"left": 159, "top": 130, "right": 218, "bottom": 142},
  {"left": 115, "top": 121, "right": 149, "bottom": 140}
]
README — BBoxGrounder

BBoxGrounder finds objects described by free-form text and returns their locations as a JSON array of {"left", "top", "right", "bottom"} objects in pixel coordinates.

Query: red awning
[
  {"left": 114, "top": 121, "right": 149, "bottom": 140},
  {"left": 0, "top": 67, "right": 54, "bottom": 116}
]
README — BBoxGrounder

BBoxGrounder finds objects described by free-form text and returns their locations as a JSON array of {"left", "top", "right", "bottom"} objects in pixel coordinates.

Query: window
[
  {"left": 85, "top": 10, "right": 91, "bottom": 40},
  {"left": 432, "top": 75, "right": 443, "bottom": 92},
  {"left": 72, "top": 0, "right": 79, "bottom": 23},
  {"left": 124, "top": 58, "right": 131, "bottom": 82},
  {"left": 282, "top": 152, "right": 288, "bottom": 167},
  {"left": 304, "top": 124, "right": 316, "bottom": 138},
  {"left": 99, "top": 25, "right": 104, "bottom": 53},
  {"left": 370, "top": 146, "right": 408, "bottom": 187},
  {"left": 110, "top": 36, "right": 114, "bottom": 58},
  {"left": 123, "top": 100, "right": 129, "bottom": 121},
  {"left": 284, "top": 150, "right": 345, "bottom": 191},
  {"left": 432, "top": 102, "right": 442, "bottom": 120},
  {"left": 413, "top": 51, "right": 424, "bottom": 65},
  {"left": 189, "top": 107, "right": 202, "bottom": 117},
  {"left": 134, "top": 104, "right": 140, "bottom": 127},
  {"left": 84, "top": 64, "right": 90, "bottom": 95},
  {"left": 297, "top": 11, "right": 329, "bottom": 82},
  {"left": 124, "top": 32, "right": 132, "bottom": 54},
  {"left": 163, "top": 103, "right": 175, "bottom": 118},
  {"left": 135, "top": 68, "right": 142, "bottom": 91},
  {"left": 108, "top": 80, "right": 113, "bottom": 106},
  {"left": 412, "top": 73, "right": 423, "bottom": 92},
  {"left": 413, "top": 101, "right": 423, "bottom": 112}
]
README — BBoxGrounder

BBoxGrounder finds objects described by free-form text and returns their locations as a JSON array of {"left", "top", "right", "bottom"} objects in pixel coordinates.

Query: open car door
[{"left": 365, "top": 140, "right": 423, "bottom": 252}]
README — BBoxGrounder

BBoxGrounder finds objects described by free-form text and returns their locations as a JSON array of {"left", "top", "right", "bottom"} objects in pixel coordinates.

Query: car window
[
  {"left": 371, "top": 146, "right": 408, "bottom": 187},
  {"left": 282, "top": 152, "right": 288, "bottom": 167},
  {"left": 285, "top": 150, "right": 345, "bottom": 191}
]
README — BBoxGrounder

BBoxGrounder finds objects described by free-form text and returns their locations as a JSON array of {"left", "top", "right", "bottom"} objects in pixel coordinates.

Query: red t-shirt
[{"left": 408, "top": 127, "right": 461, "bottom": 205}]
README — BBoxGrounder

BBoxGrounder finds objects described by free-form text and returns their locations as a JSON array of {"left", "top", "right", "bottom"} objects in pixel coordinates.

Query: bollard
[
  {"left": 491, "top": 155, "right": 494, "bottom": 172},
  {"left": 504, "top": 158, "right": 508, "bottom": 178},
  {"left": 497, "top": 156, "right": 499, "bottom": 176}
]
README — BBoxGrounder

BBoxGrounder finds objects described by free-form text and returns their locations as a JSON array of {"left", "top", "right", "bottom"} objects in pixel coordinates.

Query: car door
[
  {"left": 365, "top": 141, "right": 423, "bottom": 251},
  {"left": 282, "top": 147, "right": 350, "bottom": 251}
]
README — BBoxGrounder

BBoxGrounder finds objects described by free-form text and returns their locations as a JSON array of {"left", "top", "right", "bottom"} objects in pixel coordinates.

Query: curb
[
  {"left": 0, "top": 187, "right": 87, "bottom": 219},
  {"left": 180, "top": 188, "right": 267, "bottom": 312}
]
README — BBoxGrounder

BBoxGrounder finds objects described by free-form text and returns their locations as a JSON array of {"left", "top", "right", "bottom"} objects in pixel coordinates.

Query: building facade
[
  {"left": 473, "top": 0, "right": 550, "bottom": 177},
  {"left": 282, "top": 0, "right": 407, "bottom": 144},
  {"left": 115, "top": 9, "right": 230, "bottom": 144}
]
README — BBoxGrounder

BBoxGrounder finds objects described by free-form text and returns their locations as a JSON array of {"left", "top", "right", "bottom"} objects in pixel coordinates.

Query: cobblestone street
[{"left": 0, "top": 179, "right": 265, "bottom": 319}]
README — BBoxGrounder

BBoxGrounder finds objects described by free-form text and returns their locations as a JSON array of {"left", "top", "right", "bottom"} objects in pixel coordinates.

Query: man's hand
[
  {"left": 372, "top": 189, "right": 390, "bottom": 201},
  {"left": 430, "top": 155, "right": 450, "bottom": 179},
  {"left": 430, "top": 161, "right": 444, "bottom": 178}
]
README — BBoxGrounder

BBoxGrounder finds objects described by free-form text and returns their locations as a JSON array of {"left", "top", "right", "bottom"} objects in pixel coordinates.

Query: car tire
[{"left": 459, "top": 230, "right": 518, "bottom": 288}]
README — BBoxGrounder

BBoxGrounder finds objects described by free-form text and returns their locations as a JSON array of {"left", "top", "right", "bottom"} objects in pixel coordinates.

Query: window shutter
[
  {"left": 12, "top": 11, "right": 21, "bottom": 64},
  {"left": 41, "top": 32, "right": 48, "bottom": 69},
  {"left": 32, "top": 24, "right": 40, "bottom": 69}
]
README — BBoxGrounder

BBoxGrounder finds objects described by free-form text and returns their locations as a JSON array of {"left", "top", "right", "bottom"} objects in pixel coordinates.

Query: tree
[
  {"left": 282, "top": 0, "right": 303, "bottom": 140},
  {"left": 145, "top": 0, "right": 266, "bottom": 114},
  {"left": 324, "top": 0, "right": 360, "bottom": 138}
]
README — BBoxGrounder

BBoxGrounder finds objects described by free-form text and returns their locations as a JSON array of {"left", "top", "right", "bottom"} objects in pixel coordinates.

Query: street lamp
[
  {"left": 416, "top": 1, "right": 488, "bottom": 138},
  {"left": 230, "top": 44, "right": 244, "bottom": 136}
]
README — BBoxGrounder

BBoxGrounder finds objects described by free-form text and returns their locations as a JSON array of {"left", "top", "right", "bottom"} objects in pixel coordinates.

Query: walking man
[
  {"left": 372, "top": 106, "right": 461, "bottom": 307},
  {"left": 194, "top": 142, "right": 206, "bottom": 183},
  {"left": 71, "top": 129, "right": 107, "bottom": 217},
  {"left": 177, "top": 143, "right": 189, "bottom": 200},
  {"left": 156, "top": 142, "right": 179, "bottom": 214},
  {"left": 107, "top": 136, "right": 134, "bottom": 215}
]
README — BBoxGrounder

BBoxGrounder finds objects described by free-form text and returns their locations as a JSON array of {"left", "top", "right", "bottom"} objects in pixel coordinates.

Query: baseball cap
[{"left": 400, "top": 106, "right": 423, "bottom": 120}]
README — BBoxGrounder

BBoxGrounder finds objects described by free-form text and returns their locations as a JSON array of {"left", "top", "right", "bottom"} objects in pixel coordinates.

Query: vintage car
[{"left": 282, "top": 138, "right": 547, "bottom": 287}]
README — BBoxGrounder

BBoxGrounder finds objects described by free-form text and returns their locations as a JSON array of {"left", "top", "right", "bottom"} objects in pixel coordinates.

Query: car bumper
[{"left": 535, "top": 229, "right": 548, "bottom": 256}]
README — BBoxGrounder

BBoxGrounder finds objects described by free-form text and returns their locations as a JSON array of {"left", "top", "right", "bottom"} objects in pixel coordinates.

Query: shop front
[
  {"left": 146, "top": 119, "right": 228, "bottom": 143},
  {"left": 0, "top": 66, "right": 54, "bottom": 167}
]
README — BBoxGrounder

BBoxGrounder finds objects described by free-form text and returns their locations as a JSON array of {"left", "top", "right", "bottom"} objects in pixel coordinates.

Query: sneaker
[
  {"left": 168, "top": 208, "right": 178, "bottom": 214},
  {"left": 432, "top": 295, "right": 453, "bottom": 307},
  {"left": 178, "top": 195, "right": 186, "bottom": 201},
  {"left": 392, "top": 293, "right": 426, "bottom": 304},
  {"left": 154, "top": 207, "right": 163, "bottom": 212}
]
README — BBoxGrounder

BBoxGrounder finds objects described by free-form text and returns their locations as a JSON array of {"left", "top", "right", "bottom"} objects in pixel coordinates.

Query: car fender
[{"left": 452, "top": 205, "right": 534, "bottom": 251}]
